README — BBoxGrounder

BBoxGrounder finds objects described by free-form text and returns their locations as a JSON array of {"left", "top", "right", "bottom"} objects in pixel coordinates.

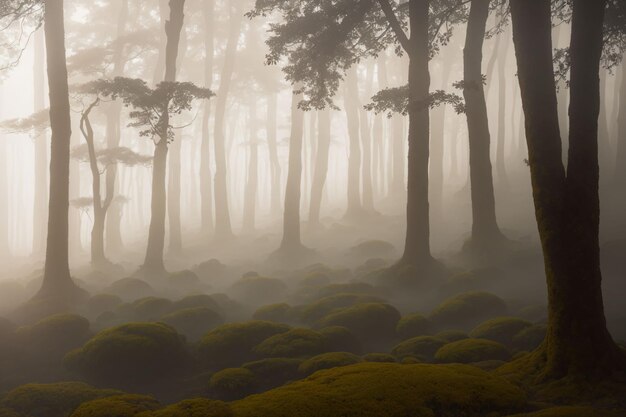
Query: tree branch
[{"left": 376, "top": 0, "right": 411, "bottom": 55}]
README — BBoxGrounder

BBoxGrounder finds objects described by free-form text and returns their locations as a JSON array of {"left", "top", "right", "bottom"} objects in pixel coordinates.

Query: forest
[{"left": 0, "top": 0, "right": 625, "bottom": 416}]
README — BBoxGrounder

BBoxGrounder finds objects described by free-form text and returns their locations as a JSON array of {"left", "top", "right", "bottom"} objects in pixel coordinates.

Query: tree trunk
[
  {"left": 0, "top": 89, "right": 9, "bottom": 258},
  {"left": 616, "top": 63, "right": 626, "bottom": 185},
  {"left": 33, "top": 28, "right": 48, "bottom": 259},
  {"left": 242, "top": 103, "right": 258, "bottom": 233},
  {"left": 373, "top": 55, "right": 387, "bottom": 198},
  {"left": 598, "top": 69, "right": 612, "bottom": 175},
  {"left": 510, "top": 0, "right": 624, "bottom": 379},
  {"left": 430, "top": 59, "right": 452, "bottom": 220},
  {"left": 36, "top": 0, "right": 83, "bottom": 302},
  {"left": 267, "top": 93, "right": 281, "bottom": 216},
  {"left": 200, "top": 0, "right": 215, "bottom": 236},
  {"left": 309, "top": 109, "right": 331, "bottom": 226},
  {"left": 463, "top": 0, "right": 504, "bottom": 252},
  {"left": 213, "top": 1, "right": 242, "bottom": 240},
  {"left": 360, "top": 63, "right": 375, "bottom": 213},
  {"left": 344, "top": 67, "right": 363, "bottom": 218},
  {"left": 495, "top": 29, "right": 510, "bottom": 185}
]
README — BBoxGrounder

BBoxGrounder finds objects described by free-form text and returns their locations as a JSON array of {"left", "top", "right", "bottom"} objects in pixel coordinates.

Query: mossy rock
[
  {"left": 435, "top": 338, "right": 511, "bottom": 364},
  {"left": 363, "top": 353, "right": 396, "bottom": 363},
  {"left": 505, "top": 406, "right": 623, "bottom": 417},
  {"left": 252, "top": 304, "right": 293, "bottom": 324},
  {"left": 84, "top": 294, "right": 124, "bottom": 317},
  {"left": 298, "top": 352, "right": 363, "bottom": 375},
  {"left": 209, "top": 368, "right": 258, "bottom": 401},
  {"left": 391, "top": 336, "right": 446, "bottom": 362},
  {"left": 229, "top": 277, "right": 287, "bottom": 306},
  {"left": 512, "top": 324, "right": 547, "bottom": 352},
  {"left": 231, "top": 363, "right": 526, "bottom": 417},
  {"left": 0, "top": 382, "right": 120, "bottom": 417},
  {"left": 138, "top": 399, "right": 233, "bottom": 417},
  {"left": 65, "top": 322, "right": 187, "bottom": 388},
  {"left": 430, "top": 292, "right": 507, "bottom": 330},
  {"left": 298, "top": 293, "right": 384, "bottom": 324},
  {"left": 319, "top": 326, "right": 361, "bottom": 354},
  {"left": 242, "top": 358, "right": 303, "bottom": 391},
  {"left": 435, "top": 330, "right": 468, "bottom": 343},
  {"left": 105, "top": 278, "right": 154, "bottom": 301},
  {"left": 172, "top": 294, "right": 221, "bottom": 311},
  {"left": 396, "top": 313, "right": 433, "bottom": 340},
  {"left": 70, "top": 394, "right": 160, "bottom": 417},
  {"left": 469, "top": 317, "right": 532, "bottom": 346},
  {"left": 16, "top": 314, "right": 91, "bottom": 360},
  {"left": 198, "top": 321, "right": 290, "bottom": 369},
  {"left": 161, "top": 307, "right": 224, "bottom": 341},
  {"left": 253, "top": 328, "right": 328, "bottom": 358},
  {"left": 116, "top": 297, "right": 174, "bottom": 321},
  {"left": 317, "top": 303, "right": 400, "bottom": 348}
]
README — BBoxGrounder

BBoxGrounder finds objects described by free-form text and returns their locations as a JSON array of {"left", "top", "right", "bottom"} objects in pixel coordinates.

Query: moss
[
  {"left": 231, "top": 363, "right": 526, "bottom": 417},
  {"left": 512, "top": 324, "right": 547, "bottom": 352},
  {"left": 64, "top": 322, "right": 187, "bottom": 388},
  {"left": 319, "top": 326, "right": 361, "bottom": 354},
  {"left": 298, "top": 352, "right": 363, "bottom": 376},
  {"left": 435, "top": 330, "right": 468, "bottom": 343},
  {"left": 469, "top": 317, "right": 532, "bottom": 346},
  {"left": 314, "top": 282, "right": 376, "bottom": 299},
  {"left": 167, "top": 270, "right": 200, "bottom": 287},
  {"left": 362, "top": 353, "right": 396, "bottom": 363},
  {"left": 198, "top": 321, "right": 290, "bottom": 369},
  {"left": 429, "top": 292, "right": 507, "bottom": 330},
  {"left": 116, "top": 297, "right": 174, "bottom": 321},
  {"left": 1, "top": 382, "right": 120, "bottom": 417},
  {"left": 138, "top": 399, "right": 233, "bottom": 417},
  {"left": 16, "top": 314, "right": 91, "bottom": 360},
  {"left": 209, "top": 368, "right": 258, "bottom": 400},
  {"left": 391, "top": 336, "right": 446, "bottom": 362},
  {"left": 229, "top": 277, "right": 287, "bottom": 306},
  {"left": 242, "top": 358, "right": 303, "bottom": 390},
  {"left": 84, "top": 294, "right": 123, "bottom": 317},
  {"left": 317, "top": 303, "right": 400, "bottom": 348},
  {"left": 505, "top": 406, "right": 623, "bottom": 417},
  {"left": 253, "top": 328, "right": 327, "bottom": 358},
  {"left": 70, "top": 394, "right": 159, "bottom": 417},
  {"left": 252, "top": 304, "right": 293, "bottom": 324},
  {"left": 161, "top": 307, "right": 224, "bottom": 341},
  {"left": 0, "top": 408, "right": 22, "bottom": 417},
  {"left": 298, "top": 272, "right": 331, "bottom": 288},
  {"left": 105, "top": 278, "right": 154, "bottom": 301},
  {"left": 172, "top": 294, "right": 220, "bottom": 311},
  {"left": 435, "top": 338, "right": 511, "bottom": 364},
  {"left": 298, "top": 293, "right": 384, "bottom": 324},
  {"left": 396, "top": 313, "right": 433, "bottom": 339}
]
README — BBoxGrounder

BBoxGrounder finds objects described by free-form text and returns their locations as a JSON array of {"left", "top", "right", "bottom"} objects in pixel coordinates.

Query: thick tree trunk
[
  {"left": 510, "top": 0, "right": 624, "bottom": 379},
  {"left": 200, "top": 0, "right": 215, "bottom": 236},
  {"left": 463, "top": 0, "right": 504, "bottom": 252},
  {"left": 616, "top": 63, "right": 626, "bottom": 185},
  {"left": 344, "top": 67, "right": 363, "bottom": 218},
  {"left": 33, "top": 28, "right": 48, "bottom": 258},
  {"left": 309, "top": 109, "right": 331, "bottom": 226},
  {"left": 495, "top": 29, "right": 510, "bottom": 185},
  {"left": 430, "top": 60, "right": 451, "bottom": 220},
  {"left": 213, "top": 2, "right": 242, "bottom": 240},
  {"left": 267, "top": 93, "right": 281, "bottom": 216},
  {"left": 242, "top": 103, "right": 258, "bottom": 233},
  {"left": 36, "top": 0, "right": 83, "bottom": 301}
]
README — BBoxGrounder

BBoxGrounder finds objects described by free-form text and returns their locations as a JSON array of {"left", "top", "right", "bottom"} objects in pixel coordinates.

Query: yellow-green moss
[
  {"left": 172, "top": 294, "right": 220, "bottom": 311},
  {"left": 298, "top": 352, "right": 362, "bottom": 375},
  {"left": 429, "top": 292, "right": 507, "bottom": 330},
  {"left": 298, "top": 294, "right": 384, "bottom": 324},
  {"left": 209, "top": 368, "right": 258, "bottom": 400},
  {"left": 435, "top": 330, "right": 468, "bottom": 343},
  {"left": 512, "top": 324, "right": 546, "bottom": 352},
  {"left": 161, "top": 307, "right": 223, "bottom": 341},
  {"left": 391, "top": 336, "right": 446, "bottom": 361},
  {"left": 69, "top": 394, "right": 159, "bottom": 417},
  {"left": 16, "top": 314, "right": 91, "bottom": 359},
  {"left": 229, "top": 277, "right": 287, "bottom": 305},
  {"left": 318, "top": 326, "right": 361, "bottom": 354},
  {"left": 252, "top": 304, "right": 293, "bottom": 323},
  {"left": 253, "top": 328, "right": 327, "bottom": 358},
  {"left": 396, "top": 313, "right": 433, "bottom": 339},
  {"left": 469, "top": 317, "right": 532, "bottom": 346},
  {"left": 116, "top": 297, "right": 173, "bottom": 321},
  {"left": 242, "top": 358, "right": 303, "bottom": 390},
  {"left": 138, "top": 399, "right": 233, "bottom": 417},
  {"left": 505, "top": 406, "right": 624, "bottom": 417},
  {"left": 435, "top": 338, "right": 511, "bottom": 363},
  {"left": 362, "top": 353, "right": 396, "bottom": 363}
]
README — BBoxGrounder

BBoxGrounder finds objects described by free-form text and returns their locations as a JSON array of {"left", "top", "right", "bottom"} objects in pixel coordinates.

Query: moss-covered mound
[
  {"left": 252, "top": 304, "right": 293, "bottom": 324},
  {"left": 314, "top": 282, "right": 377, "bottom": 299},
  {"left": 70, "top": 394, "right": 159, "bottom": 417},
  {"left": 396, "top": 313, "right": 433, "bottom": 340},
  {"left": 505, "top": 406, "right": 623, "bottom": 417},
  {"left": 318, "top": 326, "right": 361, "bottom": 354},
  {"left": 172, "top": 294, "right": 221, "bottom": 311},
  {"left": 139, "top": 399, "right": 233, "bottom": 417},
  {"left": 17, "top": 314, "right": 91, "bottom": 360},
  {"left": 0, "top": 382, "right": 120, "bottom": 417},
  {"left": 298, "top": 352, "right": 363, "bottom": 375},
  {"left": 161, "top": 307, "right": 223, "bottom": 341},
  {"left": 391, "top": 336, "right": 446, "bottom": 362},
  {"left": 105, "top": 278, "right": 154, "bottom": 301},
  {"left": 298, "top": 272, "right": 331, "bottom": 288},
  {"left": 242, "top": 358, "right": 303, "bottom": 391},
  {"left": 512, "top": 324, "right": 547, "bottom": 352},
  {"left": 84, "top": 294, "right": 124, "bottom": 318},
  {"left": 198, "top": 321, "right": 290, "bottom": 369},
  {"left": 229, "top": 277, "right": 287, "bottom": 306},
  {"left": 298, "top": 294, "right": 384, "bottom": 324},
  {"left": 116, "top": 297, "right": 174, "bottom": 321},
  {"left": 435, "top": 330, "right": 468, "bottom": 343},
  {"left": 469, "top": 317, "right": 532, "bottom": 346},
  {"left": 435, "top": 338, "right": 511, "bottom": 364},
  {"left": 363, "top": 353, "right": 396, "bottom": 363},
  {"left": 429, "top": 292, "right": 507, "bottom": 330},
  {"left": 231, "top": 363, "right": 526, "bottom": 417},
  {"left": 253, "top": 328, "right": 327, "bottom": 358},
  {"left": 317, "top": 303, "right": 400, "bottom": 348},
  {"left": 348, "top": 240, "right": 395, "bottom": 258},
  {"left": 65, "top": 322, "right": 187, "bottom": 387},
  {"left": 209, "top": 368, "right": 258, "bottom": 401}
]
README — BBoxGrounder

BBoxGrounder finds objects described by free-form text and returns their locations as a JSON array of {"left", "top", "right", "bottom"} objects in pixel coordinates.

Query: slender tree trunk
[
  {"left": 344, "top": 67, "right": 363, "bottom": 218},
  {"left": 36, "top": 0, "right": 83, "bottom": 302},
  {"left": 496, "top": 29, "right": 510, "bottom": 185},
  {"left": 200, "top": 0, "right": 215, "bottom": 236},
  {"left": 267, "top": 93, "right": 281, "bottom": 216},
  {"left": 463, "top": 0, "right": 504, "bottom": 252},
  {"left": 0, "top": 88, "right": 8, "bottom": 258},
  {"left": 390, "top": 114, "right": 404, "bottom": 197},
  {"left": 430, "top": 60, "right": 451, "bottom": 220},
  {"left": 213, "top": 2, "right": 242, "bottom": 240},
  {"left": 449, "top": 115, "right": 461, "bottom": 180},
  {"left": 598, "top": 69, "right": 611, "bottom": 176},
  {"left": 142, "top": 0, "right": 185, "bottom": 274},
  {"left": 33, "top": 28, "right": 48, "bottom": 258},
  {"left": 616, "top": 63, "right": 626, "bottom": 185},
  {"left": 373, "top": 55, "right": 387, "bottom": 198},
  {"left": 309, "top": 109, "right": 331, "bottom": 226},
  {"left": 243, "top": 103, "right": 258, "bottom": 233},
  {"left": 510, "top": 0, "right": 624, "bottom": 379},
  {"left": 360, "top": 63, "right": 375, "bottom": 213}
]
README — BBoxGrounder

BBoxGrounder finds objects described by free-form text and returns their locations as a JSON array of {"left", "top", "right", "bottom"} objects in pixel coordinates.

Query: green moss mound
[
  {"left": 396, "top": 313, "right": 433, "bottom": 339},
  {"left": 298, "top": 272, "right": 331, "bottom": 288},
  {"left": 17, "top": 314, "right": 91, "bottom": 360},
  {"left": 0, "top": 408, "right": 22, "bottom": 417},
  {"left": 242, "top": 358, "right": 303, "bottom": 391},
  {"left": 435, "top": 330, "right": 468, "bottom": 343},
  {"left": 470, "top": 317, "right": 532, "bottom": 346},
  {"left": 298, "top": 352, "right": 362, "bottom": 375},
  {"left": 314, "top": 282, "right": 376, "bottom": 299},
  {"left": 198, "top": 321, "right": 290, "bottom": 369},
  {"left": 172, "top": 294, "right": 220, "bottom": 311},
  {"left": 65, "top": 322, "right": 187, "bottom": 387},
  {"left": 70, "top": 394, "right": 159, "bottom": 417},
  {"left": 298, "top": 294, "right": 384, "bottom": 324},
  {"left": 505, "top": 406, "right": 623, "bottom": 417},
  {"left": 105, "top": 278, "right": 154, "bottom": 301},
  {"left": 139, "top": 399, "right": 233, "bottom": 417},
  {"left": 512, "top": 324, "right": 546, "bottom": 352},
  {"left": 209, "top": 368, "right": 258, "bottom": 401},
  {"left": 253, "top": 328, "right": 327, "bottom": 358},
  {"left": 317, "top": 303, "right": 400, "bottom": 348},
  {"left": 391, "top": 336, "right": 446, "bottom": 361},
  {"left": 0, "top": 382, "right": 120, "bottom": 417},
  {"left": 435, "top": 338, "right": 511, "bottom": 364},
  {"left": 85, "top": 294, "right": 124, "bottom": 317},
  {"left": 232, "top": 363, "right": 526, "bottom": 417},
  {"left": 252, "top": 304, "right": 293, "bottom": 324},
  {"left": 318, "top": 326, "right": 361, "bottom": 354},
  {"left": 362, "top": 353, "right": 396, "bottom": 363},
  {"left": 116, "top": 297, "right": 174, "bottom": 321},
  {"left": 229, "top": 277, "right": 287, "bottom": 306},
  {"left": 161, "top": 307, "right": 223, "bottom": 341},
  {"left": 430, "top": 292, "right": 507, "bottom": 330}
]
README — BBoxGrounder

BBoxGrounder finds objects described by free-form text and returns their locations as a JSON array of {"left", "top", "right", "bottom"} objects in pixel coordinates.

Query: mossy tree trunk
[{"left": 510, "top": 0, "right": 625, "bottom": 379}]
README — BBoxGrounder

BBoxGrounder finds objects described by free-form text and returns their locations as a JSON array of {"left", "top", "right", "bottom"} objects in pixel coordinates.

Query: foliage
[
  {"left": 71, "top": 145, "right": 152, "bottom": 169},
  {"left": 232, "top": 363, "right": 526, "bottom": 417},
  {"left": 0, "top": 109, "right": 49, "bottom": 136},
  {"left": 84, "top": 294, "right": 124, "bottom": 318},
  {"left": 469, "top": 317, "right": 533, "bottom": 346},
  {"left": 298, "top": 352, "right": 363, "bottom": 376},
  {"left": 435, "top": 338, "right": 511, "bottom": 364},
  {"left": 138, "top": 399, "right": 233, "bottom": 417},
  {"left": 396, "top": 313, "right": 434, "bottom": 340},
  {"left": 391, "top": 336, "right": 446, "bottom": 362},
  {"left": 209, "top": 368, "right": 258, "bottom": 401},
  {"left": 313, "top": 282, "right": 377, "bottom": 299},
  {"left": 253, "top": 328, "right": 328, "bottom": 358},
  {"left": 365, "top": 86, "right": 465, "bottom": 118},
  {"left": 161, "top": 307, "right": 224, "bottom": 341},
  {"left": 429, "top": 292, "right": 508, "bottom": 330},
  {"left": 298, "top": 272, "right": 331, "bottom": 288},
  {"left": 69, "top": 394, "right": 160, "bottom": 417},
  {"left": 504, "top": 406, "right": 624, "bottom": 417}
]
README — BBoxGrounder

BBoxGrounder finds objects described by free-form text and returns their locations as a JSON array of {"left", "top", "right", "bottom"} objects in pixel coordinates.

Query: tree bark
[
  {"left": 495, "top": 28, "right": 510, "bottom": 185},
  {"left": 510, "top": 0, "right": 624, "bottom": 379},
  {"left": 430, "top": 59, "right": 452, "bottom": 220},
  {"left": 360, "top": 63, "right": 375, "bottom": 213},
  {"left": 200, "top": 0, "right": 215, "bottom": 236},
  {"left": 463, "top": 0, "right": 504, "bottom": 252},
  {"left": 344, "top": 67, "right": 363, "bottom": 218},
  {"left": 309, "top": 109, "right": 331, "bottom": 226},
  {"left": 616, "top": 62, "right": 626, "bottom": 185},
  {"left": 242, "top": 102, "right": 258, "bottom": 233},
  {"left": 267, "top": 93, "right": 281, "bottom": 216},
  {"left": 33, "top": 28, "right": 48, "bottom": 258},
  {"left": 0, "top": 88, "right": 9, "bottom": 258}
]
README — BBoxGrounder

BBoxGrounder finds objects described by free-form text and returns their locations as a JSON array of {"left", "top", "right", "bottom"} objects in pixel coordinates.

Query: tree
[
  {"left": 509, "top": 0, "right": 625, "bottom": 379},
  {"left": 33, "top": 27, "right": 47, "bottom": 259},
  {"left": 309, "top": 108, "right": 332, "bottom": 226},
  {"left": 200, "top": 0, "right": 215, "bottom": 237}
]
